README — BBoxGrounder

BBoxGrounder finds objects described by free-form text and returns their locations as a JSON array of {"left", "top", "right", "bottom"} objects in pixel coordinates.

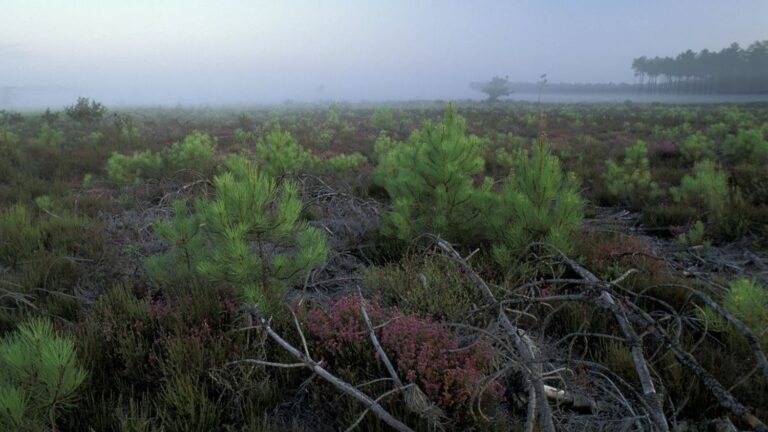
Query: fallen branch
[
  {"left": 243, "top": 306, "right": 415, "bottom": 432},
  {"left": 431, "top": 236, "right": 556, "bottom": 432},
  {"left": 357, "top": 286, "right": 446, "bottom": 425},
  {"left": 556, "top": 249, "right": 670, "bottom": 432}
]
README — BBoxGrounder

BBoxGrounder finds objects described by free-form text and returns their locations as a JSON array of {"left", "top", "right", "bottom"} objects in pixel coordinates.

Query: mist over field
[{"left": 1, "top": 0, "right": 767, "bottom": 108}]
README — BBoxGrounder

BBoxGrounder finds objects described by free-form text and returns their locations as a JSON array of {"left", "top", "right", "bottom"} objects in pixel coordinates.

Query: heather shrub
[
  {"left": 731, "top": 163, "right": 768, "bottom": 205},
  {"left": 166, "top": 131, "right": 217, "bottom": 175},
  {"left": 255, "top": 127, "right": 316, "bottom": 177},
  {"left": 373, "top": 104, "right": 491, "bottom": 244},
  {"left": 578, "top": 233, "right": 665, "bottom": 281},
  {"left": 363, "top": 254, "right": 484, "bottom": 323},
  {"left": 491, "top": 140, "right": 584, "bottom": 269},
  {"left": 0, "top": 318, "right": 87, "bottom": 431},
  {"left": 679, "top": 132, "right": 715, "bottom": 163},
  {"left": 106, "top": 150, "right": 164, "bottom": 185},
  {"left": 604, "top": 140, "right": 661, "bottom": 207},
  {"left": 0, "top": 128, "right": 22, "bottom": 184},
  {"left": 0, "top": 204, "right": 41, "bottom": 268},
  {"left": 305, "top": 294, "right": 504, "bottom": 421}
]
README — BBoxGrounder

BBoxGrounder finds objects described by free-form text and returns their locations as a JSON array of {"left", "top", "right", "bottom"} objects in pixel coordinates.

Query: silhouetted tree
[
  {"left": 476, "top": 76, "right": 514, "bottom": 101},
  {"left": 632, "top": 40, "right": 768, "bottom": 94}
]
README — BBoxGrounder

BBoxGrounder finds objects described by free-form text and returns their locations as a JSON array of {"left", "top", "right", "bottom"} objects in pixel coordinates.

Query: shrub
[
  {"left": 604, "top": 140, "right": 661, "bottom": 207},
  {"left": 305, "top": 294, "right": 503, "bottom": 421},
  {"left": 0, "top": 318, "right": 87, "bottom": 431},
  {"left": 0, "top": 127, "right": 21, "bottom": 183},
  {"left": 255, "top": 128, "right": 316, "bottom": 177},
  {"left": 491, "top": 140, "right": 584, "bottom": 268},
  {"left": 106, "top": 150, "right": 164, "bottom": 185},
  {"left": 697, "top": 278, "right": 768, "bottom": 348},
  {"left": 722, "top": 129, "right": 768, "bottom": 164},
  {"left": 679, "top": 132, "right": 715, "bottom": 163},
  {"left": 731, "top": 163, "right": 768, "bottom": 205},
  {"left": 371, "top": 107, "right": 396, "bottom": 131},
  {"left": 144, "top": 200, "right": 207, "bottom": 287},
  {"left": 166, "top": 131, "right": 217, "bottom": 175},
  {"left": 195, "top": 164, "right": 327, "bottom": 314},
  {"left": 671, "top": 160, "right": 728, "bottom": 220},
  {"left": 373, "top": 104, "right": 491, "bottom": 244},
  {"left": 363, "top": 254, "right": 484, "bottom": 323},
  {"left": 676, "top": 220, "right": 709, "bottom": 248},
  {"left": 64, "top": 97, "right": 106, "bottom": 124},
  {"left": 33, "top": 123, "right": 65, "bottom": 148},
  {"left": 0, "top": 204, "right": 41, "bottom": 268},
  {"left": 322, "top": 152, "right": 366, "bottom": 172}
]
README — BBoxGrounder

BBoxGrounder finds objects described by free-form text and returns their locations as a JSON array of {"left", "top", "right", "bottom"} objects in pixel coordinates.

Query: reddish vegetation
[{"left": 305, "top": 294, "right": 504, "bottom": 417}]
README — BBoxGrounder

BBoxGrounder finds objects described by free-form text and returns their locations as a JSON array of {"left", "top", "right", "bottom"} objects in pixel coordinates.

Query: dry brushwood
[
  {"left": 241, "top": 305, "right": 416, "bottom": 432},
  {"left": 431, "top": 235, "right": 557, "bottom": 432},
  {"left": 551, "top": 248, "right": 767, "bottom": 432}
]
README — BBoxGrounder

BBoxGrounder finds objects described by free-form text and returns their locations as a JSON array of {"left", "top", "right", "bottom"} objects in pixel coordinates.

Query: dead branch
[
  {"left": 243, "top": 306, "right": 415, "bottom": 432},
  {"left": 555, "top": 249, "right": 670, "bottom": 432},
  {"left": 431, "top": 236, "right": 557, "bottom": 432},
  {"left": 357, "top": 286, "right": 446, "bottom": 425}
]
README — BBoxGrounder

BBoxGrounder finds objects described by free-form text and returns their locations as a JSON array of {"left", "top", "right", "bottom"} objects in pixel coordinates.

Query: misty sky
[{"left": 1, "top": 0, "right": 767, "bottom": 106}]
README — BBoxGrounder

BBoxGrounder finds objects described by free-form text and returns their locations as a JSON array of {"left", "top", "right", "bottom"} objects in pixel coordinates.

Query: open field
[{"left": 1, "top": 100, "right": 767, "bottom": 431}]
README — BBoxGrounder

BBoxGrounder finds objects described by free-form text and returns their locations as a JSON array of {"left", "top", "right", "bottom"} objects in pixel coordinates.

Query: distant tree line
[{"left": 632, "top": 41, "right": 768, "bottom": 94}]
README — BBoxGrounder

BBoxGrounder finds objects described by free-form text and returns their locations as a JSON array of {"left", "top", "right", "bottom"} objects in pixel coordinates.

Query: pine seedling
[
  {"left": 491, "top": 137, "right": 584, "bottom": 268},
  {"left": 0, "top": 318, "right": 87, "bottom": 431},
  {"left": 145, "top": 199, "right": 206, "bottom": 287},
  {"left": 374, "top": 103, "right": 491, "bottom": 244},
  {"left": 196, "top": 163, "right": 327, "bottom": 314},
  {"left": 605, "top": 140, "right": 661, "bottom": 207},
  {"left": 255, "top": 127, "right": 316, "bottom": 177}
]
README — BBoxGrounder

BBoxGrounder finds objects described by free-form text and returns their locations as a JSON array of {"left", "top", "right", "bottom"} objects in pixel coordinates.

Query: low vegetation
[{"left": 0, "top": 99, "right": 767, "bottom": 431}]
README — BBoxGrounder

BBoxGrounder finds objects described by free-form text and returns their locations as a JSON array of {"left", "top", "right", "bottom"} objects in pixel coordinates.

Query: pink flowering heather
[{"left": 305, "top": 294, "right": 504, "bottom": 419}]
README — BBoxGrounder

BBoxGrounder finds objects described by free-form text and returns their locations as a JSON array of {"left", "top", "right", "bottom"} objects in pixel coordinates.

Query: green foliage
[
  {"left": 0, "top": 318, "right": 87, "bottom": 431},
  {"left": 680, "top": 132, "right": 715, "bottom": 163},
  {"left": 0, "top": 204, "right": 41, "bottom": 268},
  {"left": 255, "top": 128, "right": 316, "bottom": 177},
  {"left": 34, "top": 195, "right": 54, "bottom": 213},
  {"left": 64, "top": 97, "right": 106, "bottom": 124},
  {"left": 371, "top": 107, "right": 396, "bottom": 131},
  {"left": 166, "top": 131, "right": 217, "bottom": 175},
  {"left": 491, "top": 140, "right": 584, "bottom": 268},
  {"left": 374, "top": 104, "right": 490, "bottom": 244},
  {"left": 723, "top": 279, "right": 768, "bottom": 334},
  {"left": 106, "top": 150, "right": 164, "bottom": 185},
  {"left": 34, "top": 123, "right": 65, "bottom": 148},
  {"left": 145, "top": 200, "right": 206, "bottom": 287},
  {"left": 322, "top": 152, "right": 366, "bottom": 172},
  {"left": 676, "top": 220, "right": 709, "bottom": 248},
  {"left": 722, "top": 129, "right": 768, "bottom": 164},
  {"left": 155, "top": 375, "right": 223, "bottom": 432},
  {"left": 671, "top": 160, "right": 728, "bottom": 219},
  {"left": 604, "top": 140, "right": 661, "bottom": 207},
  {"left": 698, "top": 278, "right": 768, "bottom": 348},
  {"left": 363, "top": 254, "right": 484, "bottom": 323},
  {"left": 195, "top": 164, "right": 327, "bottom": 314}
]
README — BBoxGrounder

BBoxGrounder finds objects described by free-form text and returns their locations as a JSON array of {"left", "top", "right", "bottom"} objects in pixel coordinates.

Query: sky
[{"left": 1, "top": 0, "right": 766, "bottom": 107}]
